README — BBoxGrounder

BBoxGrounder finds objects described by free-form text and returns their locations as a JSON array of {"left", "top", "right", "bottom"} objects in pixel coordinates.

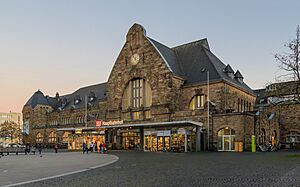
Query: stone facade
[{"left": 23, "top": 23, "right": 257, "bottom": 151}]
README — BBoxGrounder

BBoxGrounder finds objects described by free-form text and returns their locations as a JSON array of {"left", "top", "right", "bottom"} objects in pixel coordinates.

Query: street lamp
[{"left": 202, "top": 68, "right": 210, "bottom": 150}]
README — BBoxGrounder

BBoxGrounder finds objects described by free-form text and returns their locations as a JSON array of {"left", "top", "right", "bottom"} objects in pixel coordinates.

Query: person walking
[
  {"left": 99, "top": 143, "right": 103, "bottom": 153},
  {"left": 90, "top": 142, "right": 94, "bottom": 152},
  {"left": 82, "top": 142, "right": 86, "bottom": 154},
  {"left": 95, "top": 142, "right": 98, "bottom": 152},
  {"left": 54, "top": 144, "right": 58, "bottom": 153},
  {"left": 37, "top": 143, "right": 42, "bottom": 157}
]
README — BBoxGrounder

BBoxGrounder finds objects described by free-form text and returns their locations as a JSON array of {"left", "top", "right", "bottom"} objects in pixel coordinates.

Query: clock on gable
[{"left": 130, "top": 53, "right": 140, "bottom": 65}]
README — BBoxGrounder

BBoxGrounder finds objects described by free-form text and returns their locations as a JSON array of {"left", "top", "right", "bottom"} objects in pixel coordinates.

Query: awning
[
  {"left": 56, "top": 120, "right": 203, "bottom": 131},
  {"left": 100, "top": 120, "right": 203, "bottom": 129}
]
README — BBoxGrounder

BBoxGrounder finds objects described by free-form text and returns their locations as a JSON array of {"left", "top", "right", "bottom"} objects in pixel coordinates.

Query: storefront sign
[
  {"left": 75, "top": 129, "right": 82, "bottom": 134},
  {"left": 102, "top": 120, "right": 124, "bottom": 126}
]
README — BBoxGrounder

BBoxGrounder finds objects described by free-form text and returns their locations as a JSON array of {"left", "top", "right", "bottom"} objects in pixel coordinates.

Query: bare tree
[
  {"left": 273, "top": 25, "right": 300, "bottom": 101},
  {"left": 275, "top": 25, "right": 300, "bottom": 81}
]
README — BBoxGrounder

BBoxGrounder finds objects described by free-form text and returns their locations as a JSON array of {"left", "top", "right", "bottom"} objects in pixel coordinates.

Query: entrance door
[{"left": 223, "top": 136, "right": 231, "bottom": 151}]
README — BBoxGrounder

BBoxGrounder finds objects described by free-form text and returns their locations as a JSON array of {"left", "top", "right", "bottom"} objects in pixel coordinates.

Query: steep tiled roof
[
  {"left": 147, "top": 36, "right": 254, "bottom": 94},
  {"left": 25, "top": 83, "right": 107, "bottom": 110},
  {"left": 25, "top": 90, "right": 50, "bottom": 108}
]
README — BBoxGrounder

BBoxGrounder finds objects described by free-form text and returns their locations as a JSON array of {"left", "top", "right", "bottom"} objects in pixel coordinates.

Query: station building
[{"left": 23, "top": 24, "right": 257, "bottom": 152}]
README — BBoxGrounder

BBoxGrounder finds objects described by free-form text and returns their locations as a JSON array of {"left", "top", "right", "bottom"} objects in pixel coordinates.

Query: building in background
[
  {"left": 255, "top": 81, "right": 300, "bottom": 149},
  {"left": 0, "top": 112, "right": 23, "bottom": 144},
  {"left": 23, "top": 23, "right": 256, "bottom": 152}
]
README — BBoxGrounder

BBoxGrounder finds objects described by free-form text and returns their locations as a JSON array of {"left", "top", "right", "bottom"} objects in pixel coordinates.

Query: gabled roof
[
  {"left": 25, "top": 90, "right": 50, "bottom": 108},
  {"left": 147, "top": 36, "right": 254, "bottom": 94}
]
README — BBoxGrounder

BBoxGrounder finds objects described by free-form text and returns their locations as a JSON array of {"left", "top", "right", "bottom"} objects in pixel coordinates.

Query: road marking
[{"left": 0, "top": 155, "right": 119, "bottom": 187}]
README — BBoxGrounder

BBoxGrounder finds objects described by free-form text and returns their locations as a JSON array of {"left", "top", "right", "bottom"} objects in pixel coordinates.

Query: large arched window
[
  {"left": 36, "top": 132, "right": 43, "bottom": 143},
  {"left": 217, "top": 127, "right": 235, "bottom": 151},
  {"left": 189, "top": 95, "right": 206, "bottom": 110},
  {"left": 122, "top": 79, "right": 152, "bottom": 120},
  {"left": 48, "top": 131, "right": 57, "bottom": 143},
  {"left": 122, "top": 79, "right": 152, "bottom": 109}
]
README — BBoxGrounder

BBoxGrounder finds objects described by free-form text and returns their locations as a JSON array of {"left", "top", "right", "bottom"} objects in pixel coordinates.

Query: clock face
[{"left": 130, "top": 53, "right": 140, "bottom": 65}]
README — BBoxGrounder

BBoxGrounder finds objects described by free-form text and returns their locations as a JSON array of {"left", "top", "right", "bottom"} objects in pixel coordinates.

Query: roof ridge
[{"left": 172, "top": 38, "right": 209, "bottom": 50}]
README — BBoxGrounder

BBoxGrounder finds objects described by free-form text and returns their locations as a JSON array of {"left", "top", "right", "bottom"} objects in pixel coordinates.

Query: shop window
[
  {"left": 48, "top": 131, "right": 57, "bottom": 143},
  {"left": 286, "top": 131, "right": 300, "bottom": 143},
  {"left": 189, "top": 95, "right": 206, "bottom": 110},
  {"left": 63, "top": 132, "right": 69, "bottom": 143},
  {"left": 36, "top": 132, "right": 43, "bottom": 143}
]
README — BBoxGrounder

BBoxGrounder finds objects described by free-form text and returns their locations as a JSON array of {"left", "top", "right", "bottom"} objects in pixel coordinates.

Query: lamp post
[{"left": 202, "top": 68, "right": 210, "bottom": 150}]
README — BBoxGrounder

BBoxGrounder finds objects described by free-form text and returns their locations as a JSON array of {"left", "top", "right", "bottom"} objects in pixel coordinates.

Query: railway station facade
[{"left": 22, "top": 24, "right": 258, "bottom": 152}]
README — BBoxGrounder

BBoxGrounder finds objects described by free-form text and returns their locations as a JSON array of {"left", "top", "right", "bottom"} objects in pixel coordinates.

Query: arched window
[
  {"left": 36, "top": 132, "right": 43, "bottom": 143},
  {"left": 122, "top": 79, "right": 152, "bottom": 120},
  {"left": 48, "top": 131, "right": 57, "bottom": 143},
  {"left": 189, "top": 95, "right": 206, "bottom": 110},
  {"left": 217, "top": 127, "right": 235, "bottom": 151},
  {"left": 122, "top": 79, "right": 152, "bottom": 109}
]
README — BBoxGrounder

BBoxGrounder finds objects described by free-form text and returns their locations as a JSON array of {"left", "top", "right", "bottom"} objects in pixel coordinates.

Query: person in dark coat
[
  {"left": 82, "top": 142, "right": 86, "bottom": 154},
  {"left": 37, "top": 143, "right": 42, "bottom": 157}
]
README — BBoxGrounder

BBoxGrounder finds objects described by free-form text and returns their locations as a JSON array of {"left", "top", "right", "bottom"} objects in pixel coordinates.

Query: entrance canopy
[
  {"left": 100, "top": 120, "right": 203, "bottom": 129},
  {"left": 56, "top": 120, "right": 203, "bottom": 132}
]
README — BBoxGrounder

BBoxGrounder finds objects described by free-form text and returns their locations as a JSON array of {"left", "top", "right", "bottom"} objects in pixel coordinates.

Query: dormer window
[
  {"left": 234, "top": 70, "right": 244, "bottom": 83},
  {"left": 224, "top": 64, "right": 235, "bottom": 79},
  {"left": 74, "top": 95, "right": 81, "bottom": 105}
]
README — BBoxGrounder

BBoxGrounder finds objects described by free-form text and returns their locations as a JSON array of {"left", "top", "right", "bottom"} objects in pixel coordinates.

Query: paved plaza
[
  {"left": 0, "top": 152, "right": 118, "bottom": 187},
  {"left": 1, "top": 151, "right": 300, "bottom": 187}
]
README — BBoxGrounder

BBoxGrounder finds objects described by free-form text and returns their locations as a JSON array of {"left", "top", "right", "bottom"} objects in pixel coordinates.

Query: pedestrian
[
  {"left": 95, "top": 142, "right": 98, "bottom": 152},
  {"left": 90, "top": 142, "right": 94, "bottom": 152},
  {"left": 82, "top": 142, "right": 86, "bottom": 154},
  {"left": 38, "top": 143, "right": 42, "bottom": 157},
  {"left": 25, "top": 143, "right": 30, "bottom": 155},
  {"left": 102, "top": 142, "right": 106, "bottom": 154},
  {"left": 99, "top": 143, "right": 103, "bottom": 153},
  {"left": 54, "top": 144, "right": 58, "bottom": 153}
]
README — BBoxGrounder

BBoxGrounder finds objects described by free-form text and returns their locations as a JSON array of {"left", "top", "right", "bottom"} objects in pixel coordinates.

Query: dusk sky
[{"left": 0, "top": 1, "right": 299, "bottom": 113}]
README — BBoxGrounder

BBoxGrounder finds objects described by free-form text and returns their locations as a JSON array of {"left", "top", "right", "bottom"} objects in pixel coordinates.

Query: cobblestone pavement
[
  {"left": 0, "top": 152, "right": 118, "bottom": 187},
  {"left": 5, "top": 151, "right": 300, "bottom": 187}
]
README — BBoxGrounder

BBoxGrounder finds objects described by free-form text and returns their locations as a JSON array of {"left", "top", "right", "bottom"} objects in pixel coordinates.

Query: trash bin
[{"left": 238, "top": 142, "right": 243, "bottom": 152}]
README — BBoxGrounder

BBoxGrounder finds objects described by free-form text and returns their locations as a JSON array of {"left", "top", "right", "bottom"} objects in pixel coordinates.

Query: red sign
[{"left": 96, "top": 120, "right": 103, "bottom": 127}]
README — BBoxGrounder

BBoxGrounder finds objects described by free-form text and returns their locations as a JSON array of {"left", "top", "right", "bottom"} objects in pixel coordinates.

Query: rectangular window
[{"left": 132, "top": 79, "right": 143, "bottom": 108}]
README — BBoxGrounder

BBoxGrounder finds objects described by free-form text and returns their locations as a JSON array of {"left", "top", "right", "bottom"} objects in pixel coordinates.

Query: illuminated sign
[
  {"left": 96, "top": 120, "right": 102, "bottom": 127},
  {"left": 102, "top": 120, "right": 123, "bottom": 126}
]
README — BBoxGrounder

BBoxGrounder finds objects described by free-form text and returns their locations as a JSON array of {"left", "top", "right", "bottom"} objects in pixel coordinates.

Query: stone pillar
[{"left": 196, "top": 126, "right": 201, "bottom": 152}]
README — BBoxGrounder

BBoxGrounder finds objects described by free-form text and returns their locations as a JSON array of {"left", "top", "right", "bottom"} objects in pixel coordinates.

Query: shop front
[
  {"left": 58, "top": 127, "right": 105, "bottom": 150},
  {"left": 102, "top": 120, "right": 203, "bottom": 152}
]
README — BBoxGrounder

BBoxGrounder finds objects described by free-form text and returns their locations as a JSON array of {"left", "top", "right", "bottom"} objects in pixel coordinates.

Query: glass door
[{"left": 223, "top": 136, "right": 230, "bottom": 151}]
